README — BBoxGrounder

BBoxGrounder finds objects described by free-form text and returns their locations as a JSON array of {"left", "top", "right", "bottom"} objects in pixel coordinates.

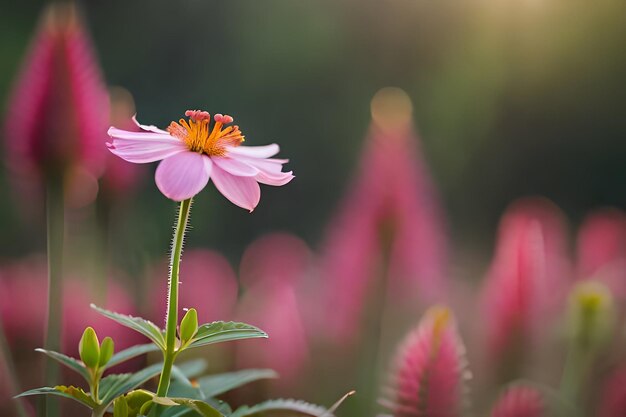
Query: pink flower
[
  {"left": 4, "top": 3, "right": 108, "bottom": 183},
  {"left": 235, "top": 233, "right": 311, "bottom": 387},
  {"left": 576, "top": 209, "right": 626, "bottom": 299},
  {"left": 479, "top": 197, "right": 570, "bottom": 369},
  {"left": 598, "top": 366, "right": 626, "bottom": 417},
  {"left": 490, "top": 385, "right": 545, "bottom": 417},
  {"left": 383, "top": 306, "right": 468, "bottom": 417},
  {"left": 107, "top": 110, "right": 294, "bottom": 210},
  {"left": 320, "top": 88, "right": 448, "bottom": 344}
]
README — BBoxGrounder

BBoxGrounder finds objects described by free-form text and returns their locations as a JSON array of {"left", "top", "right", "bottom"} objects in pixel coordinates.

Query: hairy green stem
[
  {"left": 40, "top": 176, "right": 65, "bottom": 417},
  {"left": 155, "top": 198, "right": 192, "bottom": 401}
]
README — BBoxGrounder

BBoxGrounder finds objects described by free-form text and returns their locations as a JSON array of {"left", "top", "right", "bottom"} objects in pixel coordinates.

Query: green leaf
[
  {"left": 16, "top": 386, "right": 98, "bottom": 409},
  {"left": 153, "top": 397, "right": 224, "bottom": 417},
  {"left": 161, "top": 398, "right": 231, "bottom": 417},
  {"left": 91, "top": 304, "right": 166, "bottom": 351},
  {"left": 231, "top": 399, "right": 333, "bottom": 417},
  {"left": 99, "top": 363, "right": 164, "bottom": 404},
  {"left": 197, "top": 369, "right": 278, "bottom": 397},
  {"left": 104, "top": 343, "right": 161, "bottom": 370},
  {"left": 173, "top": 358, "right": 209, "bottom": 381},
  {"left": 188, "top": 322, "right": 267, "bottom": 349},
  {"left": 34, "top": 349, "right": 90, "bottom": 383}
]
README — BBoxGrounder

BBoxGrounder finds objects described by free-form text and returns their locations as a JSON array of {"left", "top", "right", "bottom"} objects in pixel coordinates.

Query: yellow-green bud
[
  {"left": 113, "top": 397, "right": 128, "bottom": 417},
  {"left": 79, "top": 327, "right": 100, "bottom": 368},
  {"left": 179, "top": 308, "right": 198, "bottom": 343},
  {"left": 99, "top": 337, "right": 115, "bottom": 367},
  {"left": 139, "top": 400, "right": 154, "bottom": 416},
  {"left": 125, "top": 389, "right": 153, "bottom": 412},
  {"left": 567, "top": 281, "right": 615, "bottom": 351}
]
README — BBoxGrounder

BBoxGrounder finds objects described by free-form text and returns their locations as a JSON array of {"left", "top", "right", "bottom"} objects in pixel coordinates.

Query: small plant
[{"left": 17, "top": 110, "right": 349, "bottom": 417}]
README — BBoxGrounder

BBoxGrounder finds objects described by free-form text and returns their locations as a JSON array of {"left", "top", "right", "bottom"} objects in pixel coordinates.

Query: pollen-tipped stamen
[{"left": 167, "top": 110, "right": 244, "bottom": 156}]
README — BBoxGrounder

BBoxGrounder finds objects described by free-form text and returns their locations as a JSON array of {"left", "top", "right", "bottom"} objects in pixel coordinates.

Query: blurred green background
[{"left": 1, "top": 0, "right": 625, "bottom": 264}]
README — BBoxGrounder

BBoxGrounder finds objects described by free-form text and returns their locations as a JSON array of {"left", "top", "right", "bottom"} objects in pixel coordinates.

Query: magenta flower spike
[
  {"left": 598, "top": 367, "right": 626, "bottom": 417},
  {"left": 576, "top": 209, "right": 626, "bottom": 299},
  {"left": 479, "top": 197, "right": 570, "bottom": 366},
  {"left": 490, "top": 385, "right": 545, "bottom": 417},
  {"left": 320, "top": 88, "right": 449, "bottom": 344},
  {"left": 4, "top": 3, "right": 108, "bottom": 183},
  {"left": 235, "top": 233, "right": 311, "bottom": 386},
  {"left": 107, "top": 110, "right": 293, "bottom": 210},
  {"left": 384, "top": 306, "right": 468, "bottom": 417}
]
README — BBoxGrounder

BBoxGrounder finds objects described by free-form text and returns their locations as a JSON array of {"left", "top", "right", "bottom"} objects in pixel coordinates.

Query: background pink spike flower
[
  {"left": 597, "top": 366, "right": 626, "bottom": 417},
  {"left": 4, "top": 3, "right": 108, "bottom": 183},
  {"left": 576, "top": 208, "right": 626, "bottom": 299},
  {"left": 490, "top": 385, "right": 545, "bottom": 417},
  {"left": 384, "top": 306, "right": 467, "bottom": 417},
  {"left": 107, "top": 110, "right": 293, "bottom": 210},
  {"left": 479, "top": 197, "right": 570, "bottom": 369},
  {"left": 235, "top": 233, "right": 311, "bottom": 388},
  {"left": 320, "top": 88, "right": 449, "bottom": 344}
]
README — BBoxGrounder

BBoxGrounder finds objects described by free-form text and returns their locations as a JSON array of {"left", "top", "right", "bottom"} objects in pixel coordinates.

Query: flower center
[{"left": 167, "top": 110, "right": 245, "bottom": 156}]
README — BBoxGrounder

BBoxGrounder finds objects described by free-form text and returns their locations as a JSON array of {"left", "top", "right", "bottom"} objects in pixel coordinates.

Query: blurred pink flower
[
  {"left": 0, "top": 256, "right": 142, "bottom": 356},
  {"left": 4, "top": 3, "right": 108, "bottom": 186},
  {"left": 148, "top": 249, "right": 238, "bottom": 326},
  {"left": 598, "top": 366, "right": 626, "bottom": 417},
  {"left": 576, "top": 208, "right": 626, "bottom": 299},
  {"left": 107, "top": 110, "right": 293, "bottom": 210},
  {"left": 479, "top": 197, "right": 570, "bottom": 366},
  {"left": 99, "top": 87, "right": 145, "bottom": 199},
  {"left": 235, "top": 233, "right": 311, "bottom": 386},
  {"left": 383, "top": 306, "right": 467, "bottom": 417},
  {"left": 320, "top": 93, "right": 448, "bottom": 343},
  {"left": 490, "top": 385, "right": 545, "bottom": 417}
]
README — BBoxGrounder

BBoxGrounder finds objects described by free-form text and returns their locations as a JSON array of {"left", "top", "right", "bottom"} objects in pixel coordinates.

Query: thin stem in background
[
  {"left": 0, "top": 317, "right": 30, "bottom": 417},
  {"left": 40, "top": 176, "right": 65, "bottom": 417}
]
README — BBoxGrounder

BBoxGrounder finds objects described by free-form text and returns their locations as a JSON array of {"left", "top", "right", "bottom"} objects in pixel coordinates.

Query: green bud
[
  {"left": 567, "top": 281, "right": 615, "bottom": 351},
  {"left": 113, "top": 397, "right": 128, "bottom": 417},
  {"left": 79, "top": 327, "right": 100, "bottom": 368},
  {"left": 99, "top": 337, "right": 115, "bottom": 367},
  {"left": 179, "top": 308, "right": 198, "bottom": 343}
]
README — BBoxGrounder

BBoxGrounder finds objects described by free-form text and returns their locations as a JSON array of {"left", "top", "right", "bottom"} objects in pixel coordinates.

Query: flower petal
[
  {"left": 107, "top": 127, "right": 187, "bottom": 163},
  {"left": 234, "top": 155, "right": 294, "bottom": 186},
  {"left": 155, "top": 152, "right": 212, "bottom": 201},
  {"left": 211, "top": 164, "right": 261, "bottom": 212},
  {"left": 226, "top": 144, "right": 280, "bottom": 159},
  {"left": 211, "top": 156, "right": 259, "bottom": 177},
  {"left": 132, "top": 115, "right": 169, "bottom": 134},
  {"left": 255, "top": 170, "right": 294, "bottom": 186}
]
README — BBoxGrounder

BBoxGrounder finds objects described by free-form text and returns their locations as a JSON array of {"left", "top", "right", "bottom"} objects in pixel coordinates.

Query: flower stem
[
  {"left": 40, "top": 175, "right": 65, "bottom": 417},
  {"left": 155, "top": 198, "right": 192, "bottom": 399}
]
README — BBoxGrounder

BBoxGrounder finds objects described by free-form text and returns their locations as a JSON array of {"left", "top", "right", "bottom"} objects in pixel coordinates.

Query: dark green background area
[{"left": 1, "top": 0, "right": 625, "bottom": 265}]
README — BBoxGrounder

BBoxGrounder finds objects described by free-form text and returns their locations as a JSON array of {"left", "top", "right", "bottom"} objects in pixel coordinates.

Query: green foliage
[
  {"left": 34, "top": 348, "right": 90, "bottom": 383},
  {"left": 187, "top": 321, "right": 267, "bottom": 349},
  {"left": 91, "top": 304, "right": 166, "bottom": 351},
  {"left": 99, "top": 363, "right": 164, "bottom": 404},
  {"left": 99, "top": 336, "right": 115, "bottom": 367},
  {"left": 79, "top": 327, "right": 101, "bottom": 369},
  {"left": 180, "top": 308, "right": 199, "bottom": 344},
  {"left": 231, "top": 399, "right": 334, "bottom": 417},
  {"left": 104, "top": 343, "right": 160, "bottom": 370},
  {"left": 16, "top": 386, "right": 98, "bottom": 409},
  {"left": 196, "top": 369, "right": 278, "bottom": 398},
  {"left": 114, "top": 396, "right": 129, "bottom": 417},
  {"left": 153, "top": 397, "right": 225, "bottom": 417}
]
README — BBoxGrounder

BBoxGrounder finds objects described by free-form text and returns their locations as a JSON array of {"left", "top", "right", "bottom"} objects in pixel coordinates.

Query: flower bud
[
  {"left": 567, "top": 281, "right": 615, "bottom": 351},
  {"left": 179, "top": 308, "right": 198, "bottom": 343},
  {"left": 79, "top": 326, "right": 100, "bottom": 368},
  {"left": 113, "top": 397, "right": 128, "bottom": 417},
  {"left": 99, "top": 336, "right": 114, "bottom": 367}
]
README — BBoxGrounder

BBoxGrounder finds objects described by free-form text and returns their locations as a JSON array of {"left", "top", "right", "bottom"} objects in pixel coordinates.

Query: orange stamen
[{"left": 167, "top": 110, "right": 245, "bottom": 156}]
